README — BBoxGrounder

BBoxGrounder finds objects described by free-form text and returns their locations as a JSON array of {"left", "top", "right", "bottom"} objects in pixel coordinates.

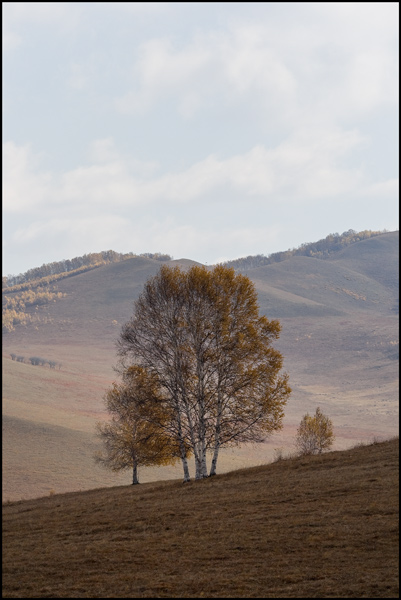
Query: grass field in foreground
[{"left": 2, "top": 437, "right": 398, "bottom": 598}]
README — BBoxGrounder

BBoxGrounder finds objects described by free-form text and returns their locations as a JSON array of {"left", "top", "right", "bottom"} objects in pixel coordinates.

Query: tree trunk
[
  {"left": 201, "top": 446, "right": 208, "bottom": 478},
  {"left": 181, "top": 454, "right": 191, "bottom": 482},
  {"left": 199, "top": 411, "right": 208, "bottom": 478},
  {"left": 176, "top": 408, "right": 191, "bottom": 482},
  {"left": 194, "top": 444, "right": 203, "bottom": 479},
  {"left": 132, "top": 463, "right": 139, "bottom": 485},
  {"left": 210, "top": 398, "right": 222, "bottom": 476},
  {"left": 209, "top": 440, "right": 220, "bottom": 476}
]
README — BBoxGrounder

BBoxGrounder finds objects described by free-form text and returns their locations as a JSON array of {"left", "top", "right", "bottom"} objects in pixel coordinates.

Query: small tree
[
  {"left": 295, "top": 407, "right": 335, "bottom": 455},
  {"left": 95, "top": 366, "right": 181, "bottom": 484}
]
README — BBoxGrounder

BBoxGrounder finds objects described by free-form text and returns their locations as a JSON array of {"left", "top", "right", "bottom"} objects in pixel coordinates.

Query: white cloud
[
  {"left": 11, "top": 214, "right": 132, "bottom": 256},
  {"left": 59, "top": 163, "right": 141, "bottom": 207},
  {"left": 87, "top": 138, "right": 120, "bottom": 164},
  {"left": 2, "top": 1, "right": 83, "bottom": 53},
  {"left": 345, "top": 49, "right": 399, "bottom": 113},
  {"left": 317, "top": 2, "right": 398, "bottom": 37},
  {"left": 2, "top": 30, "right": 22, "bottom": 52},
  {"left": 110, "top": 2, "right": 172, "bottom": 15},
  {"left": 2, "top": 142, "right": 53, "bottom": 213},
  {"left": 86, "top": 138, "right": 159, "bottom": 176},
  {"left": 3, "top": 2, "right": 81, "bottom": 25},
  {"left": 115, "top": 36, "right": 213, "bottom": 116},
  {"left": 3, "top": 127, "right": 369, "bottom": 219},
  {"left": 67, "top": 63, "right": 88, "bottom": 91},
  {"left": 141, "top": 126, "right": 367, "bottom": 204},
  {"left": 115, "top": 26, "right": 297, "bottom": 120},
  {"left": 360, "top": 178, "right": 399, "bottom": 199},
  {"left": 115, "top": 220, "right": 284, "bottom": 265},
  {"left": 114, "top": 6, "right": 397, "bottom": 127}
]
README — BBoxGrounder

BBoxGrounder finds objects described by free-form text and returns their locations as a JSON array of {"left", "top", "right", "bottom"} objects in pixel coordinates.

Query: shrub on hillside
[{"left": 295, "top": 407, "right": 335, "bottom": 455}]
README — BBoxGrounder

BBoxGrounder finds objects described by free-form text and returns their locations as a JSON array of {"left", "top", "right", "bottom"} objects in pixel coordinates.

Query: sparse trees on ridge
[
  {"left": 295, "top": 407, "right": 335, "bottom": 455},
  {"left": 116, "top": 264, "right": 291, "bottom": 482},
  {"left": 3, "top": 250, "right": 173, "bottom": 289},
  {"left": 222, "top": 229, "right": 389, "bottom": 271}
]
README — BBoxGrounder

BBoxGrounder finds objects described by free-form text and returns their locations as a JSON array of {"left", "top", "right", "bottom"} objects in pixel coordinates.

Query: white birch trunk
[
  {"left": 201, "top": 442, "right": 208, "bottom": 478},
  {"left": 194, "top": 442, "right": 203, "bottom": 479},
  {"left": 175, "top": 401, "right": 191, "bottom": 482},
  {"left": 209, "top": 441, "right": 220, "bottom": 476},
  {"left": 181, "top": 454, "right": 191, "bottom": 482},
  {"left": 209, "top": 392, "right": 222, "bottom": 476}
]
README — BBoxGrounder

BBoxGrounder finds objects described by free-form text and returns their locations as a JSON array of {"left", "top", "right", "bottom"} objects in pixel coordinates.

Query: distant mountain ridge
[
  {"left": 2, "top": 229, "right": 392, "bottom": 332},
  {"left": 2, "top": 228, "right": 389, "bottom": 289}
]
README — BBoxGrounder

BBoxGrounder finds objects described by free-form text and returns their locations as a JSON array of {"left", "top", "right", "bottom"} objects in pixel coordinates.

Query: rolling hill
[
  {"left": 2, "top": 231, "right": 399, "bottom": 501},
  {"left": 2, "top": 438, "right": 399, "bottom": 598}
]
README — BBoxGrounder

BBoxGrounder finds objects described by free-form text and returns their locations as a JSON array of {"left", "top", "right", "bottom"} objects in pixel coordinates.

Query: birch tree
[{"left": 118, "top": 264, "right": 291, "bottom": 481}]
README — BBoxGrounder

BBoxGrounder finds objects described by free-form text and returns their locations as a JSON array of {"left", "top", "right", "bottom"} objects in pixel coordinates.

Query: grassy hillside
[
  {"left": 2, "top": 438, "right": 399, "bottom": 599},
  {"left": 2, "top": 232, "right": 398, "bottom": 502},
  {"left": 329, "top": 231, "right": 399, "bottom": 291}
]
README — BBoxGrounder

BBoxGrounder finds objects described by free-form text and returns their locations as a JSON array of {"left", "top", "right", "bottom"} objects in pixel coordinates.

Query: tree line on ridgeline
[
  {"left": 222, "top": 229, "right": 389, "bottom": 271},
  {"left": 2, "top": 251, "right": 172, "bottom": 290}
]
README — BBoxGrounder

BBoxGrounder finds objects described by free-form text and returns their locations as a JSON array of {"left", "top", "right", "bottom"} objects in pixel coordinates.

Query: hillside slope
[
  {"left": 329, "top": 230, "right": 399, "bottom": 291},
  {"left": 2, "top": 232, "right": 399, "bottom": 501},
  {"left": 2, "top": 438, "right": 399, "bottom": 599}
]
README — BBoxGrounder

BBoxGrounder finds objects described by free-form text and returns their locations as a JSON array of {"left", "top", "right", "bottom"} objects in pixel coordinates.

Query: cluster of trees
[
  {"left": 3, "top": 289, "right": 65, "bottom": 310},
  {"left": 2, "top": 309, "right": 38, "bottom": 333},
  {"left": 2, "top": 288, "right": 65, "bottom": 333},
  {"left": 10, "top": 353, "right": 62, "bottom": 369},
  {"left": 137, "top": 253, "right": 172, "bottom": 262},
  {"left": 96, "top": 264, "right": 291, "bottom": 483},
  {"left": 3, "top": 265, "right": 103, "bottom": 295},
  {"left": 223, "top": 229, "right": 389, "bottom": 272},
  {"left": 10, "top": 354, "right": 26, "bottom": 363},
  {"left": 3, "top": 250, "right": 172, "bottom": 289}
]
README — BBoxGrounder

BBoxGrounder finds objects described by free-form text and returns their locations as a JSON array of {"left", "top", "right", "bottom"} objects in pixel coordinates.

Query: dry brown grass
[{"left": 3, "top": 437, "right": 398, "bottom": 598}]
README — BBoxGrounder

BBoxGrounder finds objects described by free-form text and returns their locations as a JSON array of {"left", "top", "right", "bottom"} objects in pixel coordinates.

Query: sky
[{"left": 2, "top": 2, "right": 399, "bottom": 277}]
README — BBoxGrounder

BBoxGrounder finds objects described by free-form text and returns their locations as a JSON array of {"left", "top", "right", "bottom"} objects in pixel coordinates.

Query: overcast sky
[{"left": 3, "top": 2, "right": 399, "bottom": 277}]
